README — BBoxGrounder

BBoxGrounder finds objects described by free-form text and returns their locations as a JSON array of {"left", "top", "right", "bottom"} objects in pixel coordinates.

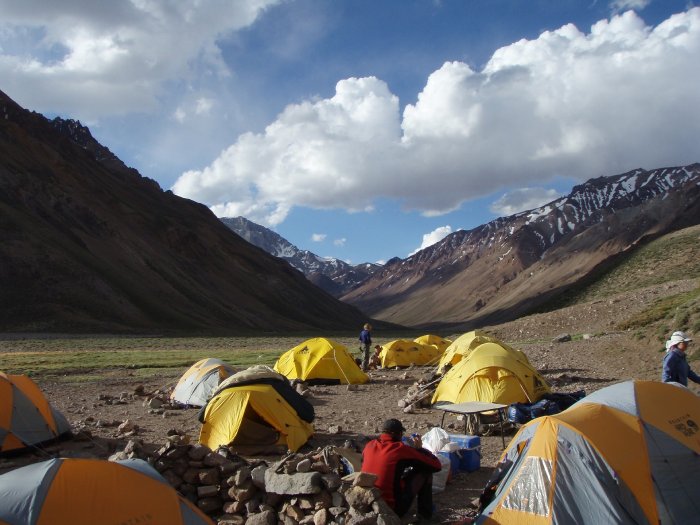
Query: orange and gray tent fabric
[
  {"left": 171, "top": 358, "right": 236, "bottom": 407},
  {"left": 0, "top": 457, "right": 214, "bottom": 524},
  {"left": 0, "top": 372, "right": 71, "bottom": 455},
  {"left": 379, "top": 339, "right": 444, "bottom": 368},
  {"left": 274, "top": 337, "right": 368, "bottom": 384},
  {"left": 199, "top": 366, "right": 314, "bottom": 453},
  {"left": 432, "top": 342, "right": 549, "bottom": 406},
  {"left": 436, "top": 330, "right": 500, "bottom": 373},
  {"left": 413, "top": 334, "right": 453, "bottom": 354},
  {"left": 476, "top": 380, "right": 700, "bottom": 524}
]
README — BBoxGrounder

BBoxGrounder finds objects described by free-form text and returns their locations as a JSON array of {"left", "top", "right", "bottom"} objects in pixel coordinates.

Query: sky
[{"left": 1, "top": 0, "right": 699, "bottom": 265}]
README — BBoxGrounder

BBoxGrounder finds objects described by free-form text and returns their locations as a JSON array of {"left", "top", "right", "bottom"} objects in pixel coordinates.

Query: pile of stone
[{"left": 110, "top": 435, "right": 401, "bottom": 525}]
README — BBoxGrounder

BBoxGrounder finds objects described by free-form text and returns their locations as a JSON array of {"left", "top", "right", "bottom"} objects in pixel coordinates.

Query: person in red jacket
[{"left": 361, "top": 418, "right": 442, "bottom": 519}]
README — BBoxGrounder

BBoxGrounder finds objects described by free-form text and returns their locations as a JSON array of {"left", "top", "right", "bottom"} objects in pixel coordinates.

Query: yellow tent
[
  {"left": 199, "top": 366, "right": 314, "bottom": 453},
  {"left": 437, "top": 331, "right": 529, "bottom": 374},
  {"left": 432, "top": 342, "right": 549, "bottom": 406},
  {"left": 436, "top": 330, "right": 498, "bottom": 373},
  {"left": 413, "top": 334, "right": 452, "bottom": 354},
  {"left": 274, "top": 337, "right": 368, "bottom": 384},
  {"left": 380, "top": 339, "right": 443, "bottom": 368},
  {"left": 477, "top": 381, "right": 700, "bottom": 524}
]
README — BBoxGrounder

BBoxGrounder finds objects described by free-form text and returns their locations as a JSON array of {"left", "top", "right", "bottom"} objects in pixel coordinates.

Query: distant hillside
[
  {"left": 0, "top": 90, "right": 369, "bottom": 333},
  {"left": 341, "top": 164, "right": 700, "bottom": 329},
  {"left": 222, "top": 216, "right": 381, "bottom": 296}
]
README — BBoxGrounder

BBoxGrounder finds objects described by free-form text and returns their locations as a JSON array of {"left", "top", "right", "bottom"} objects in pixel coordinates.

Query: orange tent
[
  {"left": 0, "top": 372, "right": 71, "bottom": 454},
  {"left": 0, "top": 458, "right": 214, "bottom": 524}
]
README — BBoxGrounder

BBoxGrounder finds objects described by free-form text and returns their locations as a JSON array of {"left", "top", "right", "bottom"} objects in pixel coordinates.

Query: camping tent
[
  {"left": 171, "top": 358, "right": 236, "bottom": 407},
  {"left": 199, "top": 366, "right": 314, "bottom": 453},
  {"left": 432, "top": 342, "right": 549, "bottom": 406},
  {"left": 274, "top": 337, "right": 368, "bottom": 384},
  {"left": 436, "top": 330, "right": 500, "bottom": 373},
  {"left": 0, "top": 457, "right": 214, "bottom": 524},
  {"left": 413, "top": 334, "right": 452, "bottom": 354},
  {"left": 380, "top": 339, "right": 443, "bottom": 368},
  {"left": 476, "top": 380, "right": 700, "bottom": 524},
  {"left": 0, "top": 372, "right": 71, "bottom": 454}
]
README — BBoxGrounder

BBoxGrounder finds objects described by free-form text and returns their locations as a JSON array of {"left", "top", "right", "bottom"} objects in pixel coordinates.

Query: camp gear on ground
[
  {"left": 171, "top": 358, "right": 236, "bottom": 407},
  {"left": 0, "top": 372, "right": 71, "bottom": 455},
  {"left": 0, "top": 457, "right": 214, "bottom": 524},
  {"left": 274, "top": 337, "right": 368, "bottom": 384},
  {"left": 476, "top": 380, "right": 700, "bottom": 524}
]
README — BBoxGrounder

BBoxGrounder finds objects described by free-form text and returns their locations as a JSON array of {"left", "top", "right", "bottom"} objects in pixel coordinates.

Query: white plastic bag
[
  {"left": 421, "top": 427, "right": 450, "bottom": 454},
  {"left": 432, "top": 453, "right": 451, "bottom": 493}
]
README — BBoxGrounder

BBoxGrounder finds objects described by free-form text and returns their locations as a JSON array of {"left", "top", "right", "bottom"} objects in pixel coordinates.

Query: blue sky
[{"left": 1, "top": 0, "right": 698, "bottom": 264}]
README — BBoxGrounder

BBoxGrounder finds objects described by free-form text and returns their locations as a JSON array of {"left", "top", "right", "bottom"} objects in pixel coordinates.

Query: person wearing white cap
[{"left": 662, "top": 331, "right": 699, "bottom": 386}]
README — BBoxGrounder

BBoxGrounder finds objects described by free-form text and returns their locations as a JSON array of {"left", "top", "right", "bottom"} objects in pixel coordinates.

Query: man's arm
[{"left": 688, "top": 367, "right": 700, "bottom": 385}]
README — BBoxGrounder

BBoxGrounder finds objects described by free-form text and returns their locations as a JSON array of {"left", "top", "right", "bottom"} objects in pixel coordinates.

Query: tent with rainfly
[
  {"left": 379, "top": 339, "right": 444, "bottom": 368},
  {"left": 413, "top": 334, "right": 453, "bottom": 354},
  {"left": 1, "top": 372, "right": 71, "bottom": 455},
  {"left": 476, "top": 380, "right": 700, "bottom": 524},
  {"left": 432, "top": 342, "right": 549, "bottom": 406},
  {"left": 273, "top": 337, "right": 368, "bottom": 384},
  {"left": 436, "top": 330, "right": 500, "bottom": 373},
  {"left": 171, "top": 358, "right": 236, "bottom": 407},
  {"left": 0, "top": 457, "right": 214, "bottom": 525},
  {"left": 199, "top": 366, "right": 314, "bottom": 453}
]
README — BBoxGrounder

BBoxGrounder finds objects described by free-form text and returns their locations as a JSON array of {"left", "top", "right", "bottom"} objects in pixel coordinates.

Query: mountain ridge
[
  {"left": 0, "top": 89, "right": 370, "bottom": 333},
  {"left": 340, "top": 163, "right": 700, "bottom": 328},
  {"left": 221, "top": 216, "right": 382, "bottom": 297}
]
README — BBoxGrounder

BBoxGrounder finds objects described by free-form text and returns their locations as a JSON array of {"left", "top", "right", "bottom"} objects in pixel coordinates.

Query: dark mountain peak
[
  {"left": 222, "top": 216, "right": 381, "bottom": 296},
  {"left": 0, "top": 93, "right": 368, "bottom": 333}
]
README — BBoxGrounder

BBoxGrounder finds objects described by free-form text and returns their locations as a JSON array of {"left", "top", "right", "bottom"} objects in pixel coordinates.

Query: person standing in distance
[
  {"left": 662, "top": 331, "right": 700, "bottom": 387},
  {"left": 359, "top": 323, "right": 372, "bottom": 371}
]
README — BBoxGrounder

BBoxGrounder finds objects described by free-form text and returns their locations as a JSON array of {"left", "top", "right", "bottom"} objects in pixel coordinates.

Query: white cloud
[
  {"left": 409, "top": 226, "right": 453, "bottom": 256},
  {"left": 0, "top": 0, "right": 281, "bottom": 118},
  {"left": 490, "top": 188, "right": 561, "bottom": 216},
  {"left": 333, "top": 238, "right": 346, "bottom": 247},
  {"left": 311, "top": 233, "right": 327, "bottom": 242},
  {"left": 195, "top": 97, "right": 214, "bottom": 116},
  {"left": 610, "top": 0, "right": 652, "bottom": 14},
  {"left": 174, "top": 8, "right": 700, "bottom": 226}
]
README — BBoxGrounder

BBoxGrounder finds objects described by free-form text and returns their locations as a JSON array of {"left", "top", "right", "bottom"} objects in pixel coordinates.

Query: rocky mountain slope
[
  {"left": 0, "top": 90, "right": 369, "bottom": 333},
  {"left": 341, "top": 164, "right": 700, "bottom": 328},
  {"left": 222, "top": 216, "right": 381, "bottom": 296}
]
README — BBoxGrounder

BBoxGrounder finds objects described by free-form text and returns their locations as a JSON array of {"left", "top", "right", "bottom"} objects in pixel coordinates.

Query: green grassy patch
[{"left": 0, "top": 337, "right": 286, "bottom": 379}]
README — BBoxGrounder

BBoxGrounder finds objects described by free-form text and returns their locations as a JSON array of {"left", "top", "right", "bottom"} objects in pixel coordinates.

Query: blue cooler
[
  {"left": 448, "top": 434, "right": 481, "bottom": 472},
  {"left": 438, "top": 451, "right": 460, "bottom": 477}
]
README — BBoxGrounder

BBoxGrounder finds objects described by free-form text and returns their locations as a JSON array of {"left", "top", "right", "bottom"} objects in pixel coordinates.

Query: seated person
[
  {"left": 367, "top": 345, "right": 382, "bottom": 370},
  {"left": 361, "top": 418, "right": 441, "bottom": 519}
]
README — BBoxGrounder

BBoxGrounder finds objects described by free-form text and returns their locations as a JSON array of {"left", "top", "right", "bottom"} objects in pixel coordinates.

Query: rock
[
  {"left": 216, "top": 514, "right": 245, "bottom": 525},
  {"left": 228, "top": 481, "right": 256, "bottom": 502},
  {"left": 188, "top": 443, "right": 211, "bottom": 461},
  {"left": 147, "top": 397, "right": 163, "bottom": 409},
  {"left": 313, "top": 508, "right": 329, "bottom": 525},
  {"left": 328, "top": 425, "right": 342, "bottom": 435},
  {"left": 196, "top": 496, "right": 222, "bottom": 513},
  {"left": 198, "top": 468, "right": 220, "bottom": 485},
  {"left": 343, "top": 486, "right": 377, "bottom": 511},
  {"left": 296, "top": 458, "right": 312, "bottom": 473},
  {"left": 553, "top": 333, "right": 572, "bottom": 343},
  {"left": 264, "top": 470, "right": 323, "bottom": 495},
  {"left": 245, "top": 510, "right": 277, "bottom": 525},
  {"left": 251, "top": 464, "right": 268, "bottom": 489},
  {"left": 197, "top": 485, "right": 220, "bottom": 498},
  {"left": 117, "top": 419, "right": 137, "bottom": 434}
]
